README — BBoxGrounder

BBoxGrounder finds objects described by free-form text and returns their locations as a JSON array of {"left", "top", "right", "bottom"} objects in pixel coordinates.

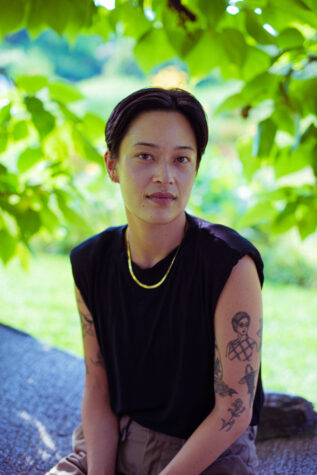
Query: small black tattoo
[
  {"left": 214, "top": 344, "right": 238, "bottom": 397},
  {"left": 256, "top": 318, "right": 263, "bottom": 352},
  {"left": 90, "top": 350, "right": 105, "bottom": 367},
  {"left": 226, "top": 312, "right": 257, "bottom": 362},
  {"left": 79, "top": 310, "right": 94, "bottom": 337},
  {"left": 220, "top": 398, "right": 246, "bottom": 432},
  {"left": 239, "top": 364, "right": 258, "bottom": 408}
]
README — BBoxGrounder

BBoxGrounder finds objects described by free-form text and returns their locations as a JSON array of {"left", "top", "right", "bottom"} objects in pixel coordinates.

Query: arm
[
  {"left": 76, "top": 285, "right": 119, "bottom": 475},
  {"left": 160, "top": 255, "right": 262, "bottom": 475}
]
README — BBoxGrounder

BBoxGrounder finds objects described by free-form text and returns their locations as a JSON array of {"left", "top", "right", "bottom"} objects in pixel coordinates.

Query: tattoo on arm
[
  {"left": 239, "top": 364, "right": 258, "bottom": 408},
  {"left": 214, "top": 344, "right": 238, "bottom": 398},
  {"left": 256, "top": 318, "right": 263, "bottom": 352},
  {"left": 90, "top": 350, "right": 105, "bottom": 367},
  {"left": 79, "top": 310, "right": 95, "bottom": 337},
  {"left": 226, "top": 311, "right": 256, "bottom": 362},
  {"left": 220, "top": 398, "right": 246, "bottom": 432}
]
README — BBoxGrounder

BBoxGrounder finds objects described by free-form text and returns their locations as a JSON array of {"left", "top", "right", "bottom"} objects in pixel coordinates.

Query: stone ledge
[{"left": 257, "top": 392, "right": 317, "bottom": 441}]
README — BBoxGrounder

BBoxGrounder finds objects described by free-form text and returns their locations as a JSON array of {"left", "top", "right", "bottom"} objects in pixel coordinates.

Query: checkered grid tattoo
[{"left": 227, "top": 336, "right": 256, "bottom": 361}]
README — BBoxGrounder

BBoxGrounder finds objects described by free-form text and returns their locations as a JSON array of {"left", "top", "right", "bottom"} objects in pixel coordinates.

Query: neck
[{"left": 126, "top": 212, "right": 187, "bottom": 269}]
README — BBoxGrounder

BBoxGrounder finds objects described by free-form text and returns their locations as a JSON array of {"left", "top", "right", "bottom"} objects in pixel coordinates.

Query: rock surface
[{"left": 257, "top": 392, "right": 317, "bottom": 441}]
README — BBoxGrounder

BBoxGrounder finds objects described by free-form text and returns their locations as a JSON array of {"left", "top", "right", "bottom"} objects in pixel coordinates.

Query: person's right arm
[{"left": 75, "top": 285, "right": 119, "bottom": 475}]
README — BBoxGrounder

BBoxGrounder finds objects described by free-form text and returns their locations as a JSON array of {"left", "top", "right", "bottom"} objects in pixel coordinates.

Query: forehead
[
  {"left": 238, "top": 318, "right": 249, "bottom": 325},
  {"left": 121, "top": 110, "right": 196, "bottom": 148}
]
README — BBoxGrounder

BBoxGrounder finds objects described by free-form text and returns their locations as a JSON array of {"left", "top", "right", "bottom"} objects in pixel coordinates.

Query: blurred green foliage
[{"left": 0, "top": 0, "right": 317, "bottom": 269}]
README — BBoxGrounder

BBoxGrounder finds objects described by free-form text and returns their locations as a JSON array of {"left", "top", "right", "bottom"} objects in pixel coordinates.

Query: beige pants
[{"left": 47, "top": 416, "right": 258, "bottom": 475}]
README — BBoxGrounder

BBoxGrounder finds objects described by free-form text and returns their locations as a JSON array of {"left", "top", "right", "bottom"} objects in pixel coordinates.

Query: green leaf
[
  {"left": 114, "top": 3, "right": 150, "bottom": 39},
  {"left": 271, "top": 202, "right": 297, "bottom": 235},
  {"left": 26, "top": 0, "right": 46, "bottom": 35},
  {"left": 0, "top": 101, "right": 11, "bottom": 120},
  {"left": 24, "top": 96, "right": 56, "bottom": 139},
  {"left": 252, "top": 118, "right": 277, "bottom": 157},
  {"left": 161, "top": 8, "right": 202, "bottom": 58},
  {"left": 237, "top": 138, "right": 261, "bottom": 181},
  {"left": 0, "top": 229, "right": 16, "bottom": 264},
  {"left": 277, "top": 27, "right": 305, "bottom": 50},
  {"left": 219, "top": 28, "right": 247, "bottom": 68},
  {"left": 262, "top": 0, "right": 317, "bottom": 30},
  {"left": 215, "top": 93, "right": 245, "bottom": 114},
  {"left": 198, "top": 0, "right": 227, "bottom": 27},
  {"left": 239, "top": 201, "right": 277, "bottom": 228},
  {"left": 81, "top": 113, "right": 105, "bottom": 143},
  {"left": 241, "top": 72, "right": 279, "bottom": 103},
  {"left": 274, "top": 145, "right": 309, "bottom": 178},
  {"left": 48, "top": 81, "right": 84, "bottom": 103},
  {"left": 66, "top": 0, "right": 95, "bottom": 32},
  {"left": 17, "top": 147, "right": 43, "bottom": 173},
  {"left": 271, "top": 106, "right": 296, "bottom": 135},
  {"left": 55, "top": 192, "right": 88, "bottom": 230},
  {"left": 18, "top": 209, "right": 42, "bottom": 239},
  {"left": 73, "top": 129, "right": 103, "bottom": 164},
  {"left": 40, "top": 207, "right": 60, "bottom": 232},
  {"left": 242, "top": 46, "right": 271, "bottom": 81},
  {"left": 43, "top": 0, "right": 71, "bottom": 34},
  {"left": 243, "top": 0, "right": 268, "bottom": 7},
  {"left": 16, "top": 74, "right": 48, "bottom": 93},
  {"left": 87, "top": 7, "right": 111, "bottom": 41},
  {"left": 186, "top": 32, "right": 223, "bottom": 78},
  {"left": 0, "top": 134, "right": 7, "bottom": 153},
  {"left": 245, "top": 10, "right": 276, "bottom": 45},
  {"left": 0, "top": 0, "right": 25, "bottom": 36},
  {"left": 134, "top": 28, "right": 175, "bottom": 73},
  {"left": 13, "top": 121, "right": 29, "bottom": 141},
  {"left": 296, "top": 203, "right": 317, "bottom": 239}
]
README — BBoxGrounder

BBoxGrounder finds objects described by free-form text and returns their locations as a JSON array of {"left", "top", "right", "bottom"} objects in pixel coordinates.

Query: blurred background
[{"left": 1, "top": 0, "right": 316, "bottom": 408}]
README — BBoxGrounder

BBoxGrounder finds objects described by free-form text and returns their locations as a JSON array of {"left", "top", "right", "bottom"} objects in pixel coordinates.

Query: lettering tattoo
[
  {"left": 214, "top": 344, "right": 238, "bottom": 398},
  {"left": 239, "top": 364, "right": 258, "bottom": 408},
  {"left": 90, "top": 350, "right": 105, "bottom": 367},
  {"left": 226, "top": 312, "right": 257, "bottom": 362},
  {"left": 220, "top": 398, "right": 246, "bottom": 432}
]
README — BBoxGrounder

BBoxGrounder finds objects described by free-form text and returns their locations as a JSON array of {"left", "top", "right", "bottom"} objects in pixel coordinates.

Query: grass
[{"left": 1, "top": 253, "right": 316, "bottom": 409}]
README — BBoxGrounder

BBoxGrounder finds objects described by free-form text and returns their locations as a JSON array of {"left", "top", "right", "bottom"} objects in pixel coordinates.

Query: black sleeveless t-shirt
[{"left": 70, "top": 213, "right": 264, "bottom": 439}]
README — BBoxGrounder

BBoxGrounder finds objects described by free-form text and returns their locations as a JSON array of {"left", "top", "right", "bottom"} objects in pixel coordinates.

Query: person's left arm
[{"left": 159, "top": 255, "right": 263, "bottom": 475}]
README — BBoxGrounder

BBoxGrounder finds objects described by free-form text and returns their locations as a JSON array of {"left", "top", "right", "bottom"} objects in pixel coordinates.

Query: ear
[{"left": 104, "top": 151, "right": 119, "bottom": 183}]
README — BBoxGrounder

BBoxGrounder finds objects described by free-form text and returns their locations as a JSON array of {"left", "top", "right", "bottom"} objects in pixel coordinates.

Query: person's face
[
  {"left": 236, "top": 317, "right": 249, "bottom": 336},
  {"left": 107, "top": 110, "right": 197, "bottom": 226}
]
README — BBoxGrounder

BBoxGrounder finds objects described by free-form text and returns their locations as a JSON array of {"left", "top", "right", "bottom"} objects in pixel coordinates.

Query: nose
[{"left": 152, "top": 160, "right": 174, "bottom": 185}]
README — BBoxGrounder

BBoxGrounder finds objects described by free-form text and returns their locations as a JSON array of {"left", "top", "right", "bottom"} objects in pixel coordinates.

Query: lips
[
  {"left": 148, "top": 192, "right": 176, "bottom": 199},
  {"left": 147, "top": 192, "right": 176, "bottom": 205}
]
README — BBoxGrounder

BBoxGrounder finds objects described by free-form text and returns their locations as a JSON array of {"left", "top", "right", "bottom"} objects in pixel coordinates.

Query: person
[{"left": 47, "top": 87, "right": 264, "bottom": 475}]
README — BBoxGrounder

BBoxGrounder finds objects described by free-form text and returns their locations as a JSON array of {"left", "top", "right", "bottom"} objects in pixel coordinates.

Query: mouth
[{"left": 146, "top": 192, "right": 176, "bottom": 205}]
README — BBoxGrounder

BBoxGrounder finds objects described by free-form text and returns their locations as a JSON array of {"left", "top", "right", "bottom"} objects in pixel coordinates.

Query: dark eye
[
  {"left": 138, "top": 153, "right": 152, "bottom": 161},
  {"left": 176, "top": 156, "right": 189, "bottom": 164}
]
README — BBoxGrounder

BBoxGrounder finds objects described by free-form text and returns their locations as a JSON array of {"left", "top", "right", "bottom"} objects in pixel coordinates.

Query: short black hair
[{"left": 105, "top": 87, "right": 209, "bottom": 170}]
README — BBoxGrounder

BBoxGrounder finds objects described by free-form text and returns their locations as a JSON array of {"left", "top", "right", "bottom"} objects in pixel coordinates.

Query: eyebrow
[{"left": 133, "top": 142, "right": 195, "bottom": 151}]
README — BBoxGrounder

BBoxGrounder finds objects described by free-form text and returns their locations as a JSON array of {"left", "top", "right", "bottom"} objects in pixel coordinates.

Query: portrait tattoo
[
  {"left": 214, "top": 344, "right": 237, "bottom": 398},
  {"left": 256, "top": 318, "right": 263, "bottom": 352},
  {"left": 226, "top": 312, "right": 257, "bottom": 362},
  {"left": 239, "top": 364, "right": 258, "bottom": 408},
  {"left": 220, "top": 398, "right": 246, "bottom": 432}
]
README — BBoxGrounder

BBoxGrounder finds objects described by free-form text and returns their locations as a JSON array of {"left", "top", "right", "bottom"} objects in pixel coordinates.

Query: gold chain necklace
[{"left": 125, "top": 230, "right": 182, "bottom": 290}]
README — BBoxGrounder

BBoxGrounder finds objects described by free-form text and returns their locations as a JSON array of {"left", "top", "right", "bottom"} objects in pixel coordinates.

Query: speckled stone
[{"left": 0, "top": 323, "right": 84, "bottom": 474}]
